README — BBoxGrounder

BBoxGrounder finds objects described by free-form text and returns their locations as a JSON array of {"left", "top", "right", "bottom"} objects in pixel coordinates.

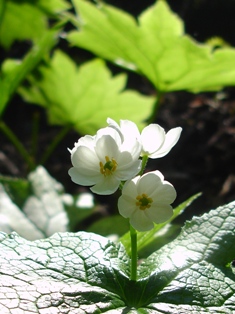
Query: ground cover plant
[{"left": 0, "top": 0, "right": 235, "bottom": 313}]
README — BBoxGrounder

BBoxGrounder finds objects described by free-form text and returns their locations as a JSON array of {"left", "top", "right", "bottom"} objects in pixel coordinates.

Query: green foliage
[
  {"left": 18, "top": 50, "right": 155, "bottom": 134},
  {"left": 0, "top": 0, "right": 70, "bottom": 49},
  {"left": 68, "top": 0, "right": 235, "bottom": 93},
  {"left": 0, "top": 28, "right": 60, "bottom": 116},
  {"left": 0, "top": 201, "right": 235, "bottom": 313}
]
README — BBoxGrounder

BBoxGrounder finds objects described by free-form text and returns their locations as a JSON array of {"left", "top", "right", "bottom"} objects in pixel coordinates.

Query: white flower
[
  {"left": 140, "top": 124, "right": 182, "bottom": 158},
  {"left": 118, "top": 170, "right": 176, "bottom": 231},
  {"left": 68, "top": 126, "right": 142, "bottom": 195},
  {"left": 107, "top": 118, "right": 182, "bottom": 159}
]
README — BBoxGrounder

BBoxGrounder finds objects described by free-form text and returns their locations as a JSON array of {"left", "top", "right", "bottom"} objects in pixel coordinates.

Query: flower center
[
  {"left": 136, "top": 193, "right": 153, "bottom": 210},
  {"left": 100, "top": 156, "right": 118, "bottom": 176}
]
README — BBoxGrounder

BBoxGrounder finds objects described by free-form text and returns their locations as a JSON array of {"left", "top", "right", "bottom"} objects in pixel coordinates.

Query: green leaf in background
[
  {"left": 0, "top": 201, "right": 235, "bottom": 313},
  {"left": 0, "top": 0, "right": 69, "bottom": 49},
  {"left": 18, "top": 50, "right": 155, "bottom": 135},
  {"left": 0, "top": 28, "right": 60, "bottom": 116},
  {"left": 121, "top": 193, "right": 201, "bottom": 258},
  {"left": 0, "top": 175, "right": 29, "bottom": 209},
  {"left": 68, "top": 0, "right": 235, "bottom": 93},
  {"left": 0, "top": 0, "right": 46, "bottom": 49},
  {"left": 88, "top": 215, "right": 130, "bottom": 237},
  {"left": 37, "top": 0, "right": 71, "bottom": 15}
]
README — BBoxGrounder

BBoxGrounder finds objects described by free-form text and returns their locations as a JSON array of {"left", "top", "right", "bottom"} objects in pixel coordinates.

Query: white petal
[
  {"left": 121, "top": 177, "right": 139, "bottom": 197},
  {"left": 151, "top": 182, "right": 177, "bottom": 204},
  {"left": 130, "top": 210, "right": 154, "bottom": 232},
  {"left": 145, "top": 204, "right": 173, "bottom": 224},
  {"left": 141, "top": 124, "right": 165, "bottom": 155},
  {"left": 136, "top": 170, "right": 164, "bottom": 195},
  {"left": 116, "top": 159, "right": 141, "bottom": 181},
  {"left": 71, "top": 145, "right": 99, "bottom": 171},
  {"left": 108, "top": 118, "right": 142, "bottom": 158},
  {"left": 106, "top": 118, "right": 124, "bottom": 142},
  {"left": 97, "top": 126, "right": 122, "bottom": 146},
  {"left": 150, "top": 127, "right": 182, "bottom": 158},
  {"left": 118, "top": 195, "right": 136, "bottom": 218},
  {"left": 68, "top": 167, "right": 100, "bottom": 185},
  {"left": 90, "top": 176, "right": 120, "bottom": 195},
  {"left": 95, "top": 135, "right": 120, "bottom": 162}
]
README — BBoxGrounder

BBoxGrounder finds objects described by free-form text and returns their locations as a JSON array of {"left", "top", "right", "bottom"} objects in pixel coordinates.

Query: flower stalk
[
  {"left": 130, "top": 224, "right": 138, "bottom": 281},
  {"left": 0, "top": 120, "right": 35, "bottom": 170}
]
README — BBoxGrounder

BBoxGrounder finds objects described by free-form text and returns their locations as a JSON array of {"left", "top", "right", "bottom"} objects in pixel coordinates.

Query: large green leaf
[
  {"left": 0, "top": 201, "right": 235, "bottom": 313},
  {"left": 0, "top": 0, "right": 69, "bottom": 49},
  {"left": 0, "top": 0, "right": 46, "bottom": 49},
  {"left": 68, "top": 0, "right": 235, "bottom": 93},
  {"left": 18, "top": 50, "right": 155, "bottom": 134},
  {"left": 0, "top": 28, "right": 59, "bottom": 115}
]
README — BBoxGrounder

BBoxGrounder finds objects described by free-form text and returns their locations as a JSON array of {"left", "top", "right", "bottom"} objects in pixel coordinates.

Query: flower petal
[
  {"left": 151, "top": 182, "right": 177, "bottom": 204},
  {"left": 145, "top": 204, "right": 173, "bottom": 224},
  {"left": 116, "top": 159, "right": 141, "bottom": 181},
  {"left": 121, "top": 177, "right": 139, "bottom": 196},
  {"left": 71, "top": 145, "right": 99, "bottom": 172},
  {"left": 90, "top": 176, "right": 120, "bottom": 195},
  {"left": 95, "top": 135, "right": 120, "bottom": 162},
  {"left": 150, "top": 127, "right": 182, "bottom": 158},
  {"left": 141, "top": 124, "right": 165, "bottom": 156},
  {"left": 68, "top": 167, "right": 100, "bottom": 185},
  {"left": 118, "top": 195, "right": 136, "bottom": 218},
  {"left": 137, "top": 170, "right": 164, "bottom": 195},
  {"left": 130, "top": 210, "right": 154, "bottom": 232}
]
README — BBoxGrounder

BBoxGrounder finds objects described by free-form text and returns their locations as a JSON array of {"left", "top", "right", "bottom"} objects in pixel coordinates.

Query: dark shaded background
[{"left": 1, "top": 0, "right": 235, "bottom": 227}]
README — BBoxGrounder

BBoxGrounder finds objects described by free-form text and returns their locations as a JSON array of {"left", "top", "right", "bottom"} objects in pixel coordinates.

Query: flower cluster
[{"left": 69, "top": 118, "right": 182, "bottom": 231}]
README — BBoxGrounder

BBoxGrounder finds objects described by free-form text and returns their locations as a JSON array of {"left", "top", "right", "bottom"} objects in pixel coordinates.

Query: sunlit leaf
[
  {"left": 0, "top": 1, "right": 46, "bottom": 49},
  {"left": 68, "top": 0, "right": 235, "bottom": 93},
  {"left": 18, "top": 50, "right": 155, "bottom": 134},
  {"left": 0, "top": 201, "right": 235, "bottom": 312}
]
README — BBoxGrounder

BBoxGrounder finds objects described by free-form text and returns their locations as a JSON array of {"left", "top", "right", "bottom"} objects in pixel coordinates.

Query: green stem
[
  {"left": 130, "top": 224, "right": 138, "bottom": 281},
  {"left": 146, "top": 91, "right": 164, "bottom": 124},
  {"left": 30, "top": 110, "right": 40, "bottom": 161},
  {"left": 138, "top": 154, "right": 148, "bottom": 176},
  {"left": 0, "top": 120, "right": 35, "bottom": 170},
  {"left": 40, "top": 124, "right": 72, "bottom": 165}
]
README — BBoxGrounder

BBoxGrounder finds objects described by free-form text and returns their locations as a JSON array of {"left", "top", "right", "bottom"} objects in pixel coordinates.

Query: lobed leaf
[
  {"left": 68, "top": 0, "right": 235, "bottom": 93},
  {"left": 18, "top": 50, "right": 155, "bottom": 135},
  {"left": 0, "top": 0, "right": 46, "bottom": 49}
]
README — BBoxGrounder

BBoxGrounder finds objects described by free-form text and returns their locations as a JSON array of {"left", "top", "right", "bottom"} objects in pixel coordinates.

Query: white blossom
[
  {"left": 107, "top": 118, "right": 182, "bottom": 159},
  {"left": 140, "top": 124, "right": 182, "bottom": 158},
  {"left": 118, "top": 170, "right": 176, "bottom": 231},
  {"left": 68, "top": 126, "right": 142, "bottom": 195}
]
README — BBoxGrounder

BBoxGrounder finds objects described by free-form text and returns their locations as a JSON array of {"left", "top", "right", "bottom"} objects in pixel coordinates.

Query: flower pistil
[
  {"left": 136, "top": 193, "right": 153, "bottom": 210},
  {"left": 99, "top": 156, "right": 118, "bottom": 176}
]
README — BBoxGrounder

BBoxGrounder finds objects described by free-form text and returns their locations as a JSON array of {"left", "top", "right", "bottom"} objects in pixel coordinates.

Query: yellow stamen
[
  {"left": 99, "top": 156, "right": 118, "bottom": 176},
  {"left": 136, "top": 193, "right": 153, "bottom": 210}
]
